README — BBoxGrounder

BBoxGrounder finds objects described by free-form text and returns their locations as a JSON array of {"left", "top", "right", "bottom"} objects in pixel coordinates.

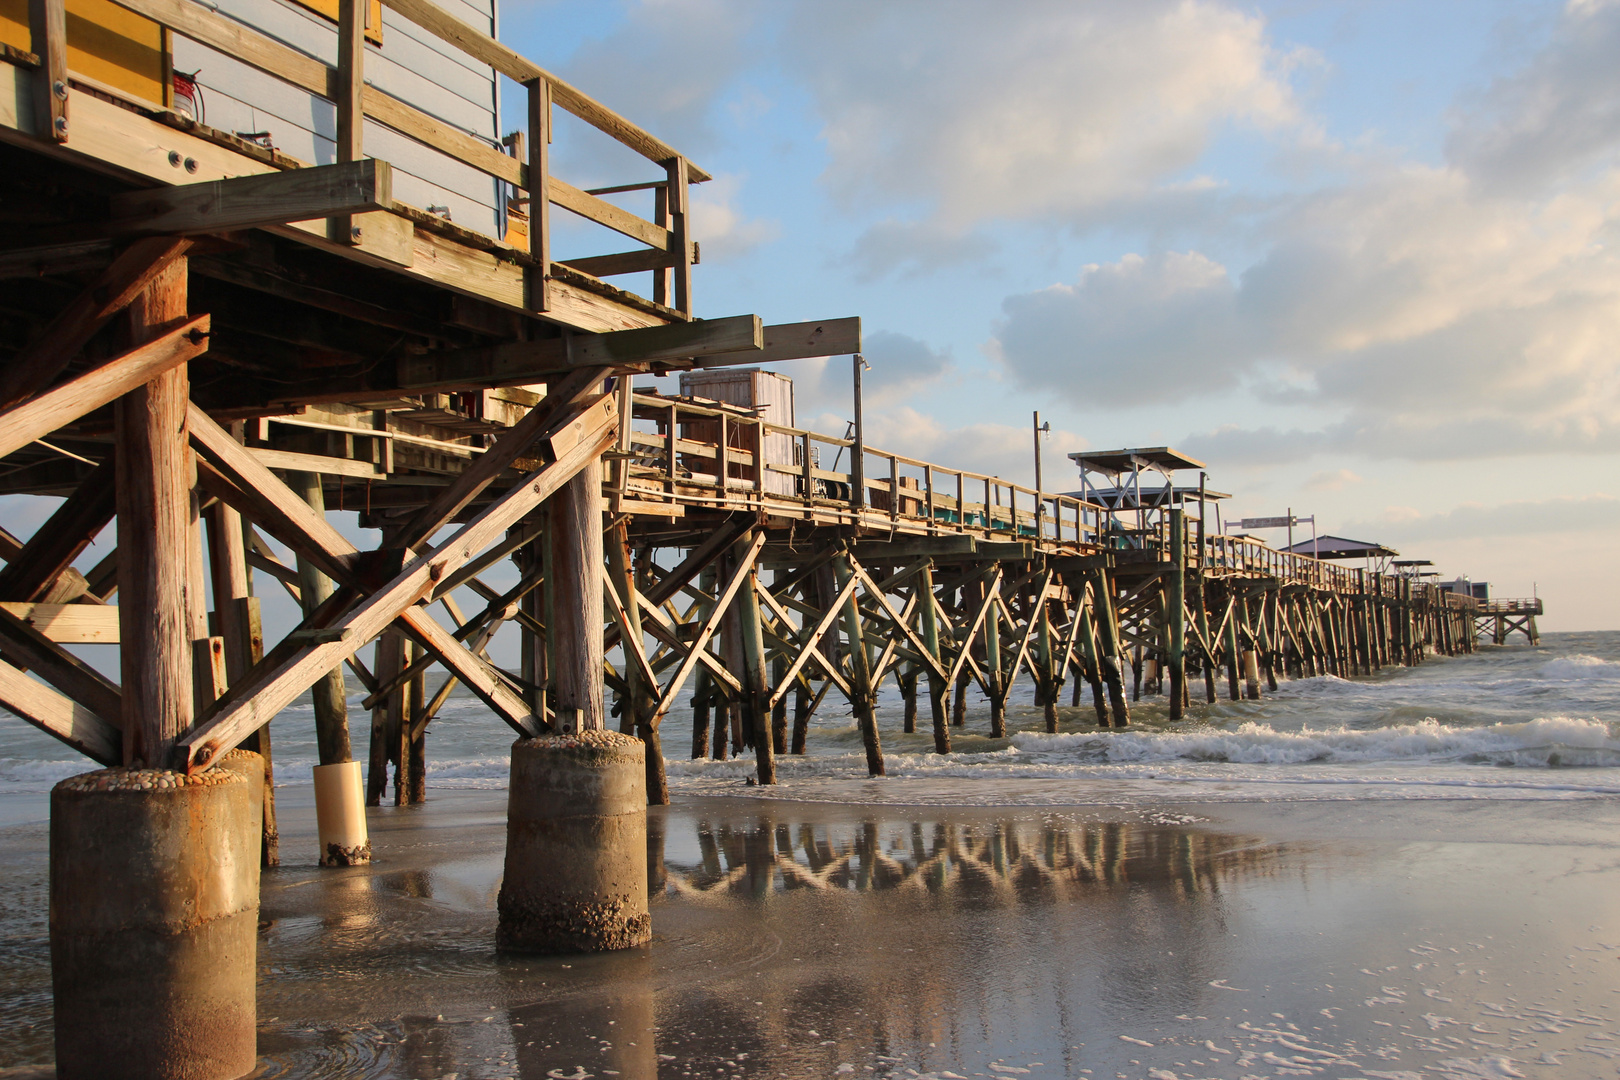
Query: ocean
[{"left": 5, "top": 631, "right": 1615, "bottom": 811}]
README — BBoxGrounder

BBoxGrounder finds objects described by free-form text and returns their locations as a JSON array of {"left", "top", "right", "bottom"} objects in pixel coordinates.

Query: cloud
[
  {"left": 550, "top": 0, "right": 758, "bottom": 160},
  {"left": 784, "top": 0, "right": 1312, "bottom": 230},
  {"left": 1342, "top": 495, "right": 1620, "bottom": 543},
  {"left": 990, "top": 251, "right": 1248, "bottom": 401},
  {"left": 1445, "top": 1, "right": 1620, "bottom": 194},
  {"left": 808, "top": 405, "right": 1087, "bottom": 488},
  {"left": 1306, "top": 469, "right": 1361, "bottom": 491},
  {"left": 785, "top": 330, "right": 956, "bottom": 416},
  {"left": 847, "top": 221, "right": 999, "bottom": 281},
  {"left": 689, "top": 174, "right": 779, "bottom": 262}
]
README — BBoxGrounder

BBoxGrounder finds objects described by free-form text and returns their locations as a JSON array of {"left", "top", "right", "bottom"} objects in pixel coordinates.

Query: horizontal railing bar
[{"left": 376, "top": 0, "right": 712, "bottom": 182}]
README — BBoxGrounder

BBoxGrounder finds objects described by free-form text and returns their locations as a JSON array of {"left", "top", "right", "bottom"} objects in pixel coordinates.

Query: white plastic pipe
[{"left": 312, "top": 761, "right": 370, "bottom": 866}]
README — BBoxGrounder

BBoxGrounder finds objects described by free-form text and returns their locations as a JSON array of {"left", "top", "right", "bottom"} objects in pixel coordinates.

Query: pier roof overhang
[
  {"left": 1066, "top": 447, "right": 1207, "bottom": 478},
  {"left": 1281, "top": 536, "right": 1399, "bottom": 560}
]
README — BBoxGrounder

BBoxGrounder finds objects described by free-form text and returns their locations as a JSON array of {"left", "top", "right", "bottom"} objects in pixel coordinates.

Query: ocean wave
[{"left": 1542, "top": 654, "right": 1620, "bottom": 681}]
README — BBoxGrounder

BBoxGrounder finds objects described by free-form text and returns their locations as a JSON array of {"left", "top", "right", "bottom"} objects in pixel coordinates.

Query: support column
[
  {"left": 983, "top": 576, "right": 1006, "bottom": 737},
  {"left": 1167, "top": 509, "right": 1187, "bottom": 720},
  {"left": 501, "top": 438, "right": 648, "bottom": 952},
  {"left": 1224, "top": 597, "right": 1241, "bottom": 701},
  {"left": 835, "top": 552, "right": 884, "bottom": 776},
  {"left": 733, "top": 534, "right": 775, "bottom": 785},
  {"left": 1088, "top": 568, "right": 1130, "bottom": 728},
  {"left": 918, "top": 562, "right": 950, "bottom": 754},
  {"left": 288, "top": 472, "right": 352, "bottom": 766},
  {"left": 550, "top": 454, "right": 605, "bottom": 732},
  {"left": 609, "top": 521, "right": 667, "bottom": 803},
  {"left": 55, "top": 256, "right": 259, "bottom": 1080}
]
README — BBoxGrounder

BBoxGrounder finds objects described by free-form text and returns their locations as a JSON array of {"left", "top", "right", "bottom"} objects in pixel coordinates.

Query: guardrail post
[
  {"left": 334, "top": 0, "right": 365, "bottom": 244},
  {"left": 526, "top": 77, "right": 552, "bottom": 311},
  {"left": 29, "top": 0, "right": 67, "bottom": 142},
  {"left": 664, "top": 155, "right": 691, "bottom": 314}
]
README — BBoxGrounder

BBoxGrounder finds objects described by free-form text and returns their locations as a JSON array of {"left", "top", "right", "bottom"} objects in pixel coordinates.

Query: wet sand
[{"left": 4, "top": 785, "right": 1620, "bottom": 1079}]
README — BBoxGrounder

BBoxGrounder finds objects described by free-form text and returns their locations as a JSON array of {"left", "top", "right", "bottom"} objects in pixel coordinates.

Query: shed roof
[
  {"left": 1066, "top": 447, "right": 1206, "bottom": 476},
  {"left": 1281, "top": 535, "right": 1399, "bottom": 559}
]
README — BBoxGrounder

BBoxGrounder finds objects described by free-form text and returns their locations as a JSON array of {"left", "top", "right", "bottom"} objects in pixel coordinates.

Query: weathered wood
[
  {"left": 396, "top": 370, "right": 607, "bottom": 550},
  {"left": 1088, "top": 568, "right": 1130, "bottom": 728},
  {"left": 0, "top": 459, "right": 113, "bottom": 603},
  {"left": 733, "top": 534, "right": 774, "bottom": 783},
  {"left": 1167, "top": 509, "right": 1187, "bottom": 719},
  {"left": 400, "top": 315, "right": 761, "bottom": 390},
  {"left": 376, "top": 0, "right": 713, "bottom": 181},
  {"left": 104, "top": 161, "right": 391, "bottom": 238},
  {"left": 333, "top": 0, "right": 365, "bottom": 245},
  {"left": 0, "top": 237, "right": 192, "bottom": 410},
  {"left": 115, "top": 258, "right": 196, "bottom": 767},
  {"left": 0, "top": 603, "right": 119, "bottom": 642},
  {"left": 608, "top": 519, "right": 666, "bottom": 802},
  {"left": 549, "top": 446, "right": 605, "bottom": 734},
  {"left": 175, "top": 411, "right": 610, "bottom": 772},
  {"left": 0, "top": 315, "right": 210, "bottom": 461},
  {"left": 834, "top": 552, "right": 883, "bottom": 776},
  {"left": 526, "top": 75, "right": 550, "bottom": 312},
  {"left": 27, "top": 0, "right": 65, "bottom": 143},
  {"left": 647, "top": 531, "right": 765, "bottom": 729},
  {"left": 0, "top": 656, "right": 120, "bottom": 765},
  {"left": 0, "top": 605, "right": 121, "bottom": 724},
  {"left": 917, "top": 562, "right": 950, "bottom": 754},
  {"left": 288, "top": 471, "right": 354, "bottom": 766}
]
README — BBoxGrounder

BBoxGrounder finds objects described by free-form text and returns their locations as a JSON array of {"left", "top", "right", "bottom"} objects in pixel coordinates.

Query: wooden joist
[
  {"left": 0, "top": 602, "right": 120, "bottom": 642},
  {"left": 104, "top": 160, "right": 392, "bottom": 237},
  {"left": 398, "top": 315, "right": 763, "bottom": 391},
  {"left": 0, "top": 315, "right": 210, "bottom": 460},
  {"left": 0, "top": 656, "right": 120, "bottom": 765},
  {"left": 176, "top": 397, "right": 617, "bottom": 772}
]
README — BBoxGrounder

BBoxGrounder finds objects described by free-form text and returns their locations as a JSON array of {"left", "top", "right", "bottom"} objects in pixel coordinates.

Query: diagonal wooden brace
[{"left": 176, "top": 400, "right": 616, "bottom": 772}]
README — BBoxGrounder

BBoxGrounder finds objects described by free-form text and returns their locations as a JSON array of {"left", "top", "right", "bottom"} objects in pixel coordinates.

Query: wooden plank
[
  {"left": 334, "top": 0, "right": 366, "bottom": 244},
  {"left": 395, "top": 606, "right": 540, "bottom": 737},
  {"left": 176, "top": 407, "right": 614, "bottom": 772},
  {"left": 394, "top": 369, "right": 606, "bottom": 550},
  {"left": 0, "top": 605, "right": 122, "bottom": 722},
  {"left": 526, "top": 75, "right": 549, "bottom": 312},
  {"left": 105, "top": 160, "right": 392, "bottom": 236},
  {"left": 375, "top": 0, "right": 712, "bottom": 181},
  {"left": 28, "top": 0, "right": 66, "bottom": 142},
  {"left": 0, "top": 603, "right": 120, "bottom": 642},
  {"left": 0, "top": 236, "right": 192, "bottom": 409},
  {"left": 0, "top": 316, "right": 209, "bottom": 460},
  {"left": 248, "top": 446, "right": 385, "bottom": 479},
  {"left": 0, "top": 459, "right": 113, "bottom": 603},
  {"left": 559, "top": 247, "right": 685, "bottom": 279},
  {"left": 550, "top": 178, "right": 673, "bottom": 251},
  {"left": 398, "top": 315, "right": 761, "bottom": 390},
  {"left": 0, "top": 657, "right": 120, "bottom": 765}
]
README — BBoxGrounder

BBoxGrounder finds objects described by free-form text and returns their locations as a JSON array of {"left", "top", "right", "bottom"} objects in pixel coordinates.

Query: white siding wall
[{"left": 171, "top": 0, "right": 501, "bottom": 236}]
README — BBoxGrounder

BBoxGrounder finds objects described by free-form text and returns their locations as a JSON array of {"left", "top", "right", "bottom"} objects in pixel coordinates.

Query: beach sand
[{"left": 3, "top": 784, "right": 1620, "bottom": 1078}]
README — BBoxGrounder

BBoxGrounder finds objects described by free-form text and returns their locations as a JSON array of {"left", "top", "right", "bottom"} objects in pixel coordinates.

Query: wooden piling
[{"left": 1167, "top": 509, "right": 1187, "bottom": 720}]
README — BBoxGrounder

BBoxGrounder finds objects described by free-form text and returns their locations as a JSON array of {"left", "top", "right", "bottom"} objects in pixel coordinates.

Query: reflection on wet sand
[{"left": 669, "top": 813, "right": 1290, "bottom": 902}]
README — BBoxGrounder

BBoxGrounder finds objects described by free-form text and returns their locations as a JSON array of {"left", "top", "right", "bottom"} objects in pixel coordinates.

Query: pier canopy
[
  {"left": 1067, "top": 447, "right": 1207, "bottom": 478},
  {"left": 1062, "top": 483, "right": 1231, "bottom": 511},
  {"left": 1281, "top": 536, "right": 1399, "bottom": 560},
  {"left": 1067, "top": 446, "right": 1212, "bottom": 538}
]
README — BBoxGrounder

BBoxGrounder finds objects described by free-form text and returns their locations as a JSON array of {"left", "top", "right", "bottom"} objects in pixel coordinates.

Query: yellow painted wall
[{"left": 0, "top": 0, "right": 167, "bottom": 107}]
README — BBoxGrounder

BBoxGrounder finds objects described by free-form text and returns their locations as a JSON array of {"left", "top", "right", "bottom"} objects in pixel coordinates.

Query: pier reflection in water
[{"left": 240, "top": 794, "right": 1305, "bottom": 1079}]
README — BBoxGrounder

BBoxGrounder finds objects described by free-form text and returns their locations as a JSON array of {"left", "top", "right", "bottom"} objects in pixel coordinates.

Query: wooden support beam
[
  {"left": 0, "top": 460, "right": 113, "bottom": 603},
  {"left": 692, "top": 317, "right": 861, "bottom": 370},
  {"left": 399, "top": 315, "right": 762, "bottom": 391},
  {"left": 526, "top": 75, "right": 551, "bottom": 312},
  {"left": 0, "top": 315, "right": 210, "bottom": 461},
  {"left": 103, "top": 161, "right": 392, "bottom": 238},
  {"left": 0, "top": 605, "right": 121, "bottom": 725},
  {"left": 1167, "top": 509, "right": 1187, "bottom": 719},
  {"left": 115, "top": 258, "right": 196, "bottom": 767},
  {"left": 175, "top": 404, "right": 613, "bottom": 772},
  {"left": 647, "top": 530, "right": 765, "bottom": 729},
  {"left": 834, "top": 552, "right": 883, "bottom": 776},
  {"left": 0, "top": 237, "right": 192, "bottom": 410},
  {"left": 733, "top": 534, "right": 774, "bottom": 784},
  {"left": 333, "top": 0, "right": 366, "bottom": 245},
  {"left": 0, "top": 602, "right": 119, "bottom": 642},
  {"left": 0, "top": 656, "right": 120, "bottom": 765},
  {"left": 395, "top": 368, "right": 607, "bottom": 551}
]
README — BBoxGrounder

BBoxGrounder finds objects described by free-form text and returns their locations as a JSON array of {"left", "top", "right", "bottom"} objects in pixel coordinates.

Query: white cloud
[
  {"left": 821, "top": 405, "right": 1087, "bottom": 489},
  {"left": 784, "top": 0, "right": 1313, "bottom": 233},
  {"left": 689, "top": 174, "right": 779, "bottom": 262},
  {"left": 784, "top": 330, "right": 956, "bottom": 417},
  {"left": 1343, "top": 495, "right": 1620, "bottom": 543},
  {"left": 1306, "top": 469, "right": 1361, "bottom": 491}
]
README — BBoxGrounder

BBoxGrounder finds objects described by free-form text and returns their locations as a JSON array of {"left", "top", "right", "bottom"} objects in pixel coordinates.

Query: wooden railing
[
  {"left": 624, "top": 392, "right": 1104, "bottom": 547},
  {"left": 52, "top": 0, "right": 701, "bottom": 313}
]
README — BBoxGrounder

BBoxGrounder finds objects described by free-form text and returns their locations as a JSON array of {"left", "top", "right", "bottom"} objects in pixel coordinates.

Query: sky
[{"left": 490, "top": 0, "right": 1620, "bottom": 632}]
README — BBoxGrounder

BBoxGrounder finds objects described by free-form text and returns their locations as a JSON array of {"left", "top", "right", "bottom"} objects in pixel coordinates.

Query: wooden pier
[{"left": 0, "top": 0, "right": 1546, "bottom": 1068}]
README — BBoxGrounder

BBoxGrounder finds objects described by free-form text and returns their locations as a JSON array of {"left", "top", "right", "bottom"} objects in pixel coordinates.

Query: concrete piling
[
  {"left": 50, "top": 767, "right": 258, "bottom": 1080},
  {"left": 498, "top": 731, "right": 651, "bottom": 953}
]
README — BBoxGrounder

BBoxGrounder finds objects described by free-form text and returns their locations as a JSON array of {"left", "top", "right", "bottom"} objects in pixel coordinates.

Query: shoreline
[{"left": 5, "top": 785, "right": 1620, "bottom": 1077}]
